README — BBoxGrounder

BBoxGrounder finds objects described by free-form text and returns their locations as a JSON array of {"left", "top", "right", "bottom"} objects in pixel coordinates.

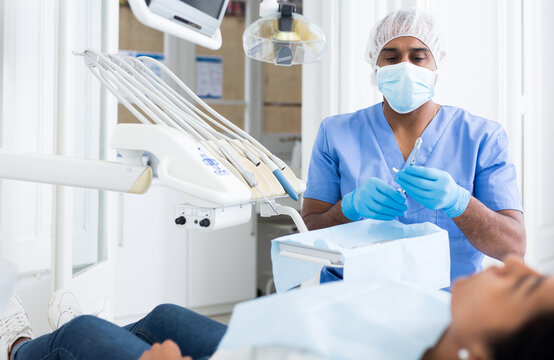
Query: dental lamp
[{"left": 243, "top": 0, "right": 327, "bottom": 66}]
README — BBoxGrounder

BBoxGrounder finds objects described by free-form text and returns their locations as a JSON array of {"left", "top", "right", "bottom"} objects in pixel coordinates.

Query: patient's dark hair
[{"left": 491, "top": 311, "right": 554, "bottom": 359}]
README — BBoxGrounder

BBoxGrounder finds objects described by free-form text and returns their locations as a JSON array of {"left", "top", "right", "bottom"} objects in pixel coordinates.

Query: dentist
[{"left": 301, "top": 8, "right": 525, "bottom": 284}]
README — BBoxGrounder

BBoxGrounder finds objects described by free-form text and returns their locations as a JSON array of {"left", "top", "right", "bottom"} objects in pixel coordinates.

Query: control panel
[
  {"left": 174, "top": 203, "right": 252, "bottom": 231},
  {"left": 174, "top": 206, "right": 212, "bottom": 229}
]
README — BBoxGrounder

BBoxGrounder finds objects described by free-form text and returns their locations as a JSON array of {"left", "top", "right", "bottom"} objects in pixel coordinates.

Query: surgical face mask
[{"left": 376, "top": 62, "right": 437, "bottom": 114}]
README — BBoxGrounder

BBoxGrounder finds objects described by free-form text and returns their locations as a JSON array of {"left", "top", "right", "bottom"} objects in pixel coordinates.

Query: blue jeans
[
  {"left": 320, "top": 266, "right": 343, "bottom": 283},
  {"left": 13, "top": 304, "right": 227, "bottom": 360}
]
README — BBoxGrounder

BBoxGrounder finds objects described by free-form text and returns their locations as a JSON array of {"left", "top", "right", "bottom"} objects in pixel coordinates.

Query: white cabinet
[
  {"left": 187, "top": 222, "right": 256, "bottom": 309},
  {"left": 114, "top": 181, "right": 256, "bottom": 324}
]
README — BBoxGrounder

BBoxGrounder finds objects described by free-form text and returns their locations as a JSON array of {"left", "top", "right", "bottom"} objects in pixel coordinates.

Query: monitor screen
[{"left": 178, "top": 0, "right": 226, "bottom": 19}]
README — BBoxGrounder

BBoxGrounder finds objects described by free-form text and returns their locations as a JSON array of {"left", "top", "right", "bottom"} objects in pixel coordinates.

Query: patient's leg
[
  {"left": 14, "top": 315, "right": 150, "bottom": 360},
  {"left": 124, "top": 304, "right": 227, "bottom": 360}
]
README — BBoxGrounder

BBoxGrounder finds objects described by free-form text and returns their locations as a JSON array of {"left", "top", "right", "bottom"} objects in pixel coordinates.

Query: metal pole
[{"left": 244, "top": 0, "right": 264, "bottom": 138}]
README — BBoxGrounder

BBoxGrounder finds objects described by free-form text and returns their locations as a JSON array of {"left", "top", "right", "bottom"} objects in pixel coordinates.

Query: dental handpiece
[
  {"left": 393, "top": 137, "right": 423, "bottom": 196},
  {"left": 408, "top": 137, "right": 423, "bottom": 166}
]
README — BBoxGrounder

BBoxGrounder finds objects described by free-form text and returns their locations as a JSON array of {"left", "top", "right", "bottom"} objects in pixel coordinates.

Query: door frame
[{"left": 54, "top": 0, "right": 120, "bottom": 318}]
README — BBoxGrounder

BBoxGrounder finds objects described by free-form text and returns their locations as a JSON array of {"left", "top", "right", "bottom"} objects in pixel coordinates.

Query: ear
[
  {"left": 433, "top": 71, "right": 440, "bottom": 87},
  {"left": 370, "top": 68, "right": 378, "bottom": 86}
]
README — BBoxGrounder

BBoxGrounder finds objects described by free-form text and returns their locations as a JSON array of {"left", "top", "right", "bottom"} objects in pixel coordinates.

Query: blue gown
[{"left": 304, "top": 103, "right": 522, "bottom": 284}]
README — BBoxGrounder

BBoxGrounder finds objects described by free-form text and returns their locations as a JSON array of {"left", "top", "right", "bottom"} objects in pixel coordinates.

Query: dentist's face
[
  {"left": 376, "top": 36, "right": 437, "bottom": 70},
  {"left": 450, "top": 255, "right": 554, "bottom": 351}
]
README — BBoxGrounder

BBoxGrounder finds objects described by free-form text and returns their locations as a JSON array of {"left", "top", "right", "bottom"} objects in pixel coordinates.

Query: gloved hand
[
  {"left": 396, "top": 166, "right": 471, "bottom": 218},
  {"left": 341, "top": 177, "right": 408, "bottom": 221}
]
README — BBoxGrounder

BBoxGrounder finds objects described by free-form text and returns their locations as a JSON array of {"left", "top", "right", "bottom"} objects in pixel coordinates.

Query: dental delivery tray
[
  {"left": 278, "top": 237, "right": 410, "bottom": 267},
  {"left": 271, "top": 219, "right": 451, "bottom": 292},
  {"left": 279, "top": 243, "right": 344, "bottom": 267},
  {"left": 111, "top": 124, "right": 305, "bottom": 208}
]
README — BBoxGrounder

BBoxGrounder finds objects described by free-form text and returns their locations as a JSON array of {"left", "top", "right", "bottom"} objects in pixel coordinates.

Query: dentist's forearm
[
  {"left": 301, "top": 198, "right": 351, "bottom": 231},
  {"left": 452, "top": 197, "right": 526, "bottom": 260}
]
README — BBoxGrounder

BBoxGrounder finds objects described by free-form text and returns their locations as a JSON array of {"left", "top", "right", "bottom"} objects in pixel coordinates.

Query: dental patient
[{"left": 1, "top": 255, "right": 553, "bottom": 360}]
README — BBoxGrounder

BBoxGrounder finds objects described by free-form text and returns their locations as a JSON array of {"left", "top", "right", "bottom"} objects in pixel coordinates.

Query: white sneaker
[
  {"left": 0, "top": 295, "right": 33, "bottom": 360},
  {"left": 48, "top": 290, "right": 82, "bottom": 331}
]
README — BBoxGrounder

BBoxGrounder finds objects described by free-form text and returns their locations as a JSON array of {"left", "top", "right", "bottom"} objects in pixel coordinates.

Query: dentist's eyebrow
[{"left": 410, "top": 47, "right": 430, "bottom": 52}]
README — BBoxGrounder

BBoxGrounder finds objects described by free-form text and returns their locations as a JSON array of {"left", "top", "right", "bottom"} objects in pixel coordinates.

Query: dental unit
[
  {"left": 0, "top": 48, "right": 307, "bottom": 233},
  {"left": 77, "top": 49, "right": 307, "bottom": 231}
]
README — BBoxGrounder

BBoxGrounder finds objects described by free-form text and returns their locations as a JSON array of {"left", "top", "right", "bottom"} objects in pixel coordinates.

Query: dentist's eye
[
  {"left": 411, "top": 55, "right": 426, "bottom": 62},
  {"left": 411, "top": 52, "right": 428, "bottom": 63}
]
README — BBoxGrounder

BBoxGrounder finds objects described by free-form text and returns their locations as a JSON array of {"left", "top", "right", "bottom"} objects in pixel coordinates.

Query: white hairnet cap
[{"left": 365, "top": 8, "right": 445, "bottom": 70}]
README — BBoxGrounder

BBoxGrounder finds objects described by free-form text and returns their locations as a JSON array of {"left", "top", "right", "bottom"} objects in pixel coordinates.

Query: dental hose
[{"left": 139, "top": 56, "right": 299, "bottom": 201}]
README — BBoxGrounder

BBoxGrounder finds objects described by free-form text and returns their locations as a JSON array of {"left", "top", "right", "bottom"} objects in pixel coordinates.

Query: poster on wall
[{"left": 196, "top": 56, "right": 223, "bottom": 99}]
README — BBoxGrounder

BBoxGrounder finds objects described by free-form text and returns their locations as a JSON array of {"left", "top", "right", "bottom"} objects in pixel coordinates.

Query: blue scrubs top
[{"left": 304, "top": 103, "right": 523, "bottom": 284}]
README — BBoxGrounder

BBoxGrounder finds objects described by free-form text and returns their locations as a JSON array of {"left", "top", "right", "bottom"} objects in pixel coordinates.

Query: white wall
[
  {"left": 301, "top": 0, "right": 340, "bottom": 180},
  {"left": 522, "top": 0, "right": 554, "bottom": 271},
  {"left": 428, "top": 0, "right": 500, "bottom": 121},
  {"left": 336, "top": 1, "right": 389, "bottom": 114}
]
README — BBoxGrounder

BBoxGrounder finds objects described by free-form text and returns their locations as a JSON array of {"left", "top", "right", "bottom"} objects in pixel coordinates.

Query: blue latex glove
[
  {"left": 396, "top": 166, "right": 471, "bottom": 218},
  {"left": 341, "top": 178, "right": 408, "bottom": 221}
]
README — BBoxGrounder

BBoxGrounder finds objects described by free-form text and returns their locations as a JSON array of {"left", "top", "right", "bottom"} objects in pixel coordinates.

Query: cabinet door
[
  {"left": 187, "top": 218, "right": 256, "bottom": 310},
  {"left": 63, "top": 0, "right": 119, "bottom": 317},
  {"left": 114, "top": 182, "right": 256, "bottom": 322},
  {"left": 115, "top": 184, "right": 190, "bottom": 324}
]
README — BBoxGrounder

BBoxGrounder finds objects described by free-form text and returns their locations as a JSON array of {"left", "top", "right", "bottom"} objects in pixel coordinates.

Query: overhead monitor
[
  {"left": 128, "top": 0, "right": 230, "bottom": 49},
  {"left": 146, "top": 0, "right": 227, "bottom": 37}
]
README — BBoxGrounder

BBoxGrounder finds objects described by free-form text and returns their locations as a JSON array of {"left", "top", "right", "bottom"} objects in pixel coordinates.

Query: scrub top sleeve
[
  {"left": 303, "top": 121, "right": 342, "bottom": 204},
  {"left": 474, "top": 126, "right": 523, "bottom": 212}
]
